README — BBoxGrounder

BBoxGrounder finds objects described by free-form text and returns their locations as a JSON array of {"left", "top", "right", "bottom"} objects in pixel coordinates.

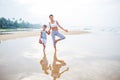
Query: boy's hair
[
  {"left": 49, "top": 14, "right": 53, "bottom": 18},
  {"left": 43, "top": 25, "right": 47, "bottom": 28}
]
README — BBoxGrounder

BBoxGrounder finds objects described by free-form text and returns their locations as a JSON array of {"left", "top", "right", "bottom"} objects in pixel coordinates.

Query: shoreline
[{"left": 0, "top": 30, "right": 90, "bottom": 41}]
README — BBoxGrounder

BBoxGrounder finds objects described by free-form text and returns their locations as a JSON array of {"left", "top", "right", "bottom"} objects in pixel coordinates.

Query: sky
[{"left": 0, "top": 0, "right": 120, "bottom": 27}]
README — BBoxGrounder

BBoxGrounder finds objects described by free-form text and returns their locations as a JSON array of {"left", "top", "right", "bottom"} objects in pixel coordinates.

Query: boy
[{"left": 39, "top": 25, "right": 49, "bottom": 53}]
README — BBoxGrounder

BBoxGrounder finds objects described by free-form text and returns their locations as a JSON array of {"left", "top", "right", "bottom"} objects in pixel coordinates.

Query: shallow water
[{"left": 0, "top": 31, "right": 120, "bottom": 80}]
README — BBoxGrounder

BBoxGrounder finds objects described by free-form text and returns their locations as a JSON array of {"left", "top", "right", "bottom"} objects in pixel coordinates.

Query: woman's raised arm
[{"left": 56, "top": 21, "right": 68, "bottom": 32}]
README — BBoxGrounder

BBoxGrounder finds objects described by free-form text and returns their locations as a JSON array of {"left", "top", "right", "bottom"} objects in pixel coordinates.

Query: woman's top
[{"left": 50, "top": 21, "right": 58, "bottom": 28}]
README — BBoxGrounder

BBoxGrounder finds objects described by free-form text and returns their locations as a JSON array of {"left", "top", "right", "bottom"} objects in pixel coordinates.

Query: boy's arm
[
  {"left": 56, "top": 21, "right": 68, "bottom": 32},
  {"left": 39, "top": 31, "right": 42, "bottom": 39},
  {"left": 39, "top": 31, "right": 42, "bottom": 43}
]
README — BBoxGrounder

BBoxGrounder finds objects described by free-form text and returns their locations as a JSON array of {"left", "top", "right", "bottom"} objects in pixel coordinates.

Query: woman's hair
[{"left": 49, "top": 14, "right": 53, "bottom": 18}]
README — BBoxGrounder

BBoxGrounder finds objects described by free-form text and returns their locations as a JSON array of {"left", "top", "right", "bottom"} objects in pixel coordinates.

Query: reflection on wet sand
[
  {"left": 51, "top": 51, "right": 69, "bottom": 80},
  {"left": 40, "top": 52, "right": 51, "bottom": 75},
  {"left": 40, "top": 50, "right": 69, "bottom": 80}
]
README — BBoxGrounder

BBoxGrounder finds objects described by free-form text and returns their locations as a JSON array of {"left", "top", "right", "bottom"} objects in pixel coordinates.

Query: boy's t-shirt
[{"left": 41, "top": 31, "right": 47, "bottom": 39}]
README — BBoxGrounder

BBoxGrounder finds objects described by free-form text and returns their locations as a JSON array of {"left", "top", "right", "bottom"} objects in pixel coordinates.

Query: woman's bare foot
[{"left": 55, "top": 39, "right": 59, "bottom": 44}]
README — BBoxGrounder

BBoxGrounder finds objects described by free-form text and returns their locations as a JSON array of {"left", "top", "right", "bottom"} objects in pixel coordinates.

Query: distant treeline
[{"left": 0, "top": 17, "right": 41, "bottom": 29}]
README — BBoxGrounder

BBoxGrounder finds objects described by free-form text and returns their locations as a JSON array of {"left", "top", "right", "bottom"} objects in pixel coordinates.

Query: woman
[{"left": 48, "top": 14, "right": 68, "bottom": 49}]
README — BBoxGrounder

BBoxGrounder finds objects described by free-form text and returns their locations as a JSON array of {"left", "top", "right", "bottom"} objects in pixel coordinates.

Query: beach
[{"left": 0, "top": 29, "right": 120, "bottom": 80}]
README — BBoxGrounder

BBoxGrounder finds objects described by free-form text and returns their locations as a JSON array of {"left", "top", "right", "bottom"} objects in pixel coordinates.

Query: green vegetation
[{"left": 0, "top": 17, "right": 41, "bottom": 29}]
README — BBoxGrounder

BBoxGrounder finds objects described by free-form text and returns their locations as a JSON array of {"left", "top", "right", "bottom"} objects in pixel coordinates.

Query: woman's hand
[
  {"left": 47, "top": 31, "right": 50, "bottom": 35},
  {"left": 64, "top": 29, "right": 68, "bottom": 32},
  {"left": 56, "top": 21, "right": 68, "bottom": 32}
]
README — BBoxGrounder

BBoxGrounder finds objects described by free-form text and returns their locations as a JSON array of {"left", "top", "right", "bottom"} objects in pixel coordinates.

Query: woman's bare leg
[{"left": 55, "top": 32, "right": 65, "bottom": 44}]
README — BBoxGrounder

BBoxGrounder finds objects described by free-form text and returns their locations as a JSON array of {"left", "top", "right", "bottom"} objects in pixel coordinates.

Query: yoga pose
[{"left": 48, "top": 14, "right": 68, "bottom": 50}]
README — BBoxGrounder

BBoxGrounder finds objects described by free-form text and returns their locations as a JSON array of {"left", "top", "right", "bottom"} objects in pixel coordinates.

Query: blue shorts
[
  {"left": 51, "top": 30, "right": 65, "bottom": 45},
  {"left": 41, "top": 39, "right": 47, "bottom": 45}
]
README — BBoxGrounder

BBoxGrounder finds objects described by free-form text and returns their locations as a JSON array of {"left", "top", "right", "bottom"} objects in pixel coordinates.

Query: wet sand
[
  {"left": 0, "top": 30, "right": 89, "bottom": 41},
  {"left": 0, "top": 31, "right": 120, "bottom": 80}
]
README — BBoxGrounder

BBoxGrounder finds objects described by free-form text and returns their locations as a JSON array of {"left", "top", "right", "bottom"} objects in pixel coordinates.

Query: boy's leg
[
  {"left": 42, "top": 39, "right": 46, "bottom": 53},
  {"left": 43, "top": 44, "right": 45, "bottom": 53}
]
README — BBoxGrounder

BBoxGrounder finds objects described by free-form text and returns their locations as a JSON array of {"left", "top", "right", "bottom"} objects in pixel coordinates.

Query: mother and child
[
  {"left": 39, "top": 14, "right": 69, "bottom": 80},
  {"left": 39, "top": 14, "right": 68, "bottom": 53}
]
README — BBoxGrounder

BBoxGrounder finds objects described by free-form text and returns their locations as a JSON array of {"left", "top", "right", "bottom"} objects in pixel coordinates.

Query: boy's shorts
[{"left": 41, "top": 39, "right": 47, "bottom": 45}]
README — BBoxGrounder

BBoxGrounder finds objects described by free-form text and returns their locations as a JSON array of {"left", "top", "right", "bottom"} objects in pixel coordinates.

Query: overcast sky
[{"left": 0, "top": 0, "right": 120, "bottom": 27}]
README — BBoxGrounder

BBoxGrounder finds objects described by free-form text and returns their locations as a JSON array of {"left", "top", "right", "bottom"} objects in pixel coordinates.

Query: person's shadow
[{"left": 40, "top": 50, "right": 69, "bottom": 80}]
